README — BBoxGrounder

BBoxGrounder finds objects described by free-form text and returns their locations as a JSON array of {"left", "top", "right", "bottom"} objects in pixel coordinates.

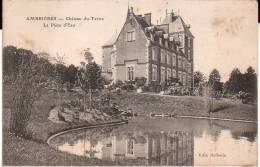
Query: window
[
  {"left": 126, "top": 139, "right": 134, "bottom": 154},
  {"left": 187, "top": 63, "right": 191, "bottom": 73},
  {"left": 183, "top": 73, "right": 186, "bottom": 86},
  {"left": 127, "top": 31, "right": 135, "bottom": 42},
  {"left": 172, "top": 70, "right": 177, "bottom": 78},
  {"left": 178, "top": 57, "right": 182, "bottom": 68},
  {"left": 188, "top": 38, "right": 190, "bottom": 47},
  {"left": 161, "top": 67, "right": 165, "bottom": 83},
  {"left": 127, "top": 66, "right": 134, "bottom": 81},
  {"left": 172, "top": 53, "right": 176, "bottom": 66},
  {"left": 152, "top": 64, "right": 157, "bottom": 81},
  {"left": 188, "top": 38, "right": 192, "bottom": 48},
  {"left": 188, "top": 50, "right": 191, "bottom": 60},
  {"left": 178, "top": 71, "right": 182, "bottom": 83},
  {"left": 167, "top": 52, "right": 171, "bottom": 65},
  {"left": 167, "top": 68, "right": 171, "bottom": 80},
  {"left": 152, "top": 47, "right": 157, "bottom": 61},
  {"left": 179, "top": 34, "right": 184, "bottom": 47},
  {"left": 182, "top": 59, "right": 186, "bottom": 69},
  {"left": 187, "top": 76, "right": 191, "bottom": 86},
  {"left": 161, "top": 49, "right": 165, "bottom": 63}
]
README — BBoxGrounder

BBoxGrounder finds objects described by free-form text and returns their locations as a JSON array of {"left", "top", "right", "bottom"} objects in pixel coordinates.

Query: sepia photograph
[{"left": 2, "top": 0, "right": 258, "bottom": 166}]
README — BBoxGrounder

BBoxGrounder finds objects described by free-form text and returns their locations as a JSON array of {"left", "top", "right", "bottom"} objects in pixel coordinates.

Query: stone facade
[{"left": 102, "top": 7, "right": 194, "bottom": 87}]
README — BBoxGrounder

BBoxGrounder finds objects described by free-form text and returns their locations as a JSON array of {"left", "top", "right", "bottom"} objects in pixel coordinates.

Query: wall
[
  {"left": 102, "top": 46, "right": 113, "bottom": 71},
  {"left": 115, "top": 14, "right": 148, "bottom": 65}
]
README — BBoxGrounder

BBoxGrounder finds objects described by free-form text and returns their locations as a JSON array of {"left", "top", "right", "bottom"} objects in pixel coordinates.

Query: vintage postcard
[{"left": 2, "top": 0, "right": 258, "bottom": 166}]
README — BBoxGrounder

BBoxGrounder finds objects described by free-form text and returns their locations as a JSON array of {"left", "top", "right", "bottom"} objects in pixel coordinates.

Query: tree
[
  {"left": 193, "top": 71, "right": 206, "bottom": 87},
  {"left": 3, "top": 46, "right": 18, "bottom": 77},
  {"left": 9, "top": 48, "right": 47, "bottom": 136},
  {"left": 208, "top": 69, "right": 221, "bottom": 85},
  {"left": 242, "top": 66, "right": 257, "bottom": 96},
  {"left": 65, "top": 64, "right": 78, "bottom": 84},
  {"left": 83, "top": 48, "right": 94, "bottom": 64},
  {"left": 78, "top": 62, "right": 102, "bottom": 111},
  {"left": 135, "top": 77, "right": 147, "bottom": 88},
  {"left": 77, "top": 49, "right": 103, "bottom": 111},
  {"left": 224, "top": 68, "right": 242, "bottom": 94}
]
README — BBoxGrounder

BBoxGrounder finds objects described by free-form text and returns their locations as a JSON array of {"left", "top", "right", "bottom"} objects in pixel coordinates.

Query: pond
[{"left": 48, "top": 117, "right": 257, "bottom": 166}]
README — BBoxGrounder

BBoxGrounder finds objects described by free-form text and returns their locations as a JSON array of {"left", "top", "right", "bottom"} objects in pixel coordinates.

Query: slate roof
[
  {"left": 135, "top": 15, "right": 150, "bottom": 29},
  {"left": 102, "top": 9, "right": 193, "bottom": 47}
]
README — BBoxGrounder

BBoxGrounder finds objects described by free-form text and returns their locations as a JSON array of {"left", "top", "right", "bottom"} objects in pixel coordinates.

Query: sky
[{"left": 3, "top": 0, "right": 258, "bottom": 81}]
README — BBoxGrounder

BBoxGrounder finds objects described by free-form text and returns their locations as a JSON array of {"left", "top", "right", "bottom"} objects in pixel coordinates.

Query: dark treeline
[
  {"left": 224, "top": 67, "right": 257, "bottom": 96},
  {"left": 3, "top": 45, "right": 106, "bottom": 137},
  {"left": 3, "top": 45, "right": 78, "bottom": 85},
  {"left": 194, "top": 67, "right": 257, "bottom": 97}
]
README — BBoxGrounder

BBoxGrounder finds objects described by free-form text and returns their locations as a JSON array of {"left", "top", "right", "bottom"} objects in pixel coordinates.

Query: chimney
[
  {"left": 144, "top": 13, "right": 151, "bottom": 26},
  {"left": 165, "top": 10, "right": 174, "bottom": 23},
  {"left": 130, "top": 6, "right": 134, "bottom": 13}
]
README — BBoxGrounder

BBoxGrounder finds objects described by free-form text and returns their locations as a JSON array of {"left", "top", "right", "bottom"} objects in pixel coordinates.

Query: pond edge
[{"left": 46, "top": 120, "right": 128, "bottom": 145}]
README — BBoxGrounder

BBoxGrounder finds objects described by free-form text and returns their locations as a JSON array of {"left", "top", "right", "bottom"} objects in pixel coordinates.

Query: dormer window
[
  {"left": 130, "top": 18, "right": 134, "bottom": 25},
  {"left": 127, "top": 30, "right": 135, "bottom": 42}
]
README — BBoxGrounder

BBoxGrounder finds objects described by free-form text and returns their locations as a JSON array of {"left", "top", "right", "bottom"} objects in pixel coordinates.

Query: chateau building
[{"left": 102, "top": 7, "right": 194, "bottom": 87}]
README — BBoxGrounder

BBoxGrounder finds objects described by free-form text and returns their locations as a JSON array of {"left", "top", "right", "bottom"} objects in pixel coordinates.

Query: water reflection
[{"left": 49, "top": 118, "right": 257, "bottom": 166}]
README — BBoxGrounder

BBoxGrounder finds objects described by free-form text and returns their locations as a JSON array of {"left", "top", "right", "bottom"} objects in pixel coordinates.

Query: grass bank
[
  {"left": 111, "top": 92, "right": 257, "bottom": 121},
  {"left": 3, "top": 85, "right": 120, "bottom": 166}
]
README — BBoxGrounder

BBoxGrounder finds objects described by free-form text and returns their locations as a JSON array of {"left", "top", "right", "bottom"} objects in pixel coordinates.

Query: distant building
[{"left": 102, "top": 7, "right": 194, "bottom": 87}]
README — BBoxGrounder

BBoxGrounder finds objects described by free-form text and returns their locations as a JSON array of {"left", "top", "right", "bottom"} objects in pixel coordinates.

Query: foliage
[
  {"left": 65, "top": 64, "right": 78, "bottom": 84},
  {"left": 121, "top": 83, "right": 135, "bottom": 91},
  {"left": 224, "top": 66, "right": 257, "bottom": 96},
  {"left": 208, "top": 69, "right": 223, "bottom": 92},
  {"left": 55, "top": 63, "right": 67, "bottom": 84},
  {"left": 77, "top": 49, "right": 103, "bottom": 111},
  {"left": 166, "top": 77, "right": 179, "bottom": 85},
  {"left": 9, "top": 48, "right": 47, "bottom": 136},
  {"left": 78, "top": 62, "right": 103, "bottom": 91},
  {"left": 83, "top": 48, "right": 94, "bottom": 64},
  {"left": 135, "top": 77, "right": 147, "bottom": 88},
  {"left": 3, "top": 45, "right": 79, "bottom": 86},
  {"left": 224, "top": 68, "right": 242, "bottom": 94},
  {"left": 208, "top": 69, "right": 221, "bottom": 85},
  {"left": 114, "top": 80, "right": 124, "bottom": 88},
  {"left": 242, "top": 67, "right": 257, "bottom": 96},
  {"left": 193, "top": 71, "right": 206, "bottom": 87}
]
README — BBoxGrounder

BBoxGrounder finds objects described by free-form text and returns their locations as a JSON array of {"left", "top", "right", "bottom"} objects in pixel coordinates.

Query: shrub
[
  {"left": 135, "top": 77, "right": 147, "bottom": 88},
  {"left": 114, "top": 80, "right": 123, "bottom": 88},
  {"left": 121, "top": 83, "right": 135, "bottom": 91},
  {"left": 142, "top": 85, "right": 149, "bottom": 92}
]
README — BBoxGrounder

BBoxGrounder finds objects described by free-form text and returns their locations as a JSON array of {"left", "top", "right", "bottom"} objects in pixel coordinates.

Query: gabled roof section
[
  {"left": 101, "top": 7, "right": 193, "bottom": 49},
  {"left": 134, "top": 15, "right": 150, "bottom": 29},
  {"left": 102, "top": 7, "right": 150, "bottom": 47},
  {"left": 170, "top": 16, "right": 194, "bottom": 38}
]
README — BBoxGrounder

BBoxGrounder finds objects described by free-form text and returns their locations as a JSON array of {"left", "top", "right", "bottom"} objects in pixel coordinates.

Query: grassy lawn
[
  {"left": 111, "top": 91, "right": 257, "bottom": 121},
  {"left": 3, "top": 85, "right": 117, "bottom": 166},
  {"left": 3, "top": 85, "right": 257, "bottom": 165}
]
